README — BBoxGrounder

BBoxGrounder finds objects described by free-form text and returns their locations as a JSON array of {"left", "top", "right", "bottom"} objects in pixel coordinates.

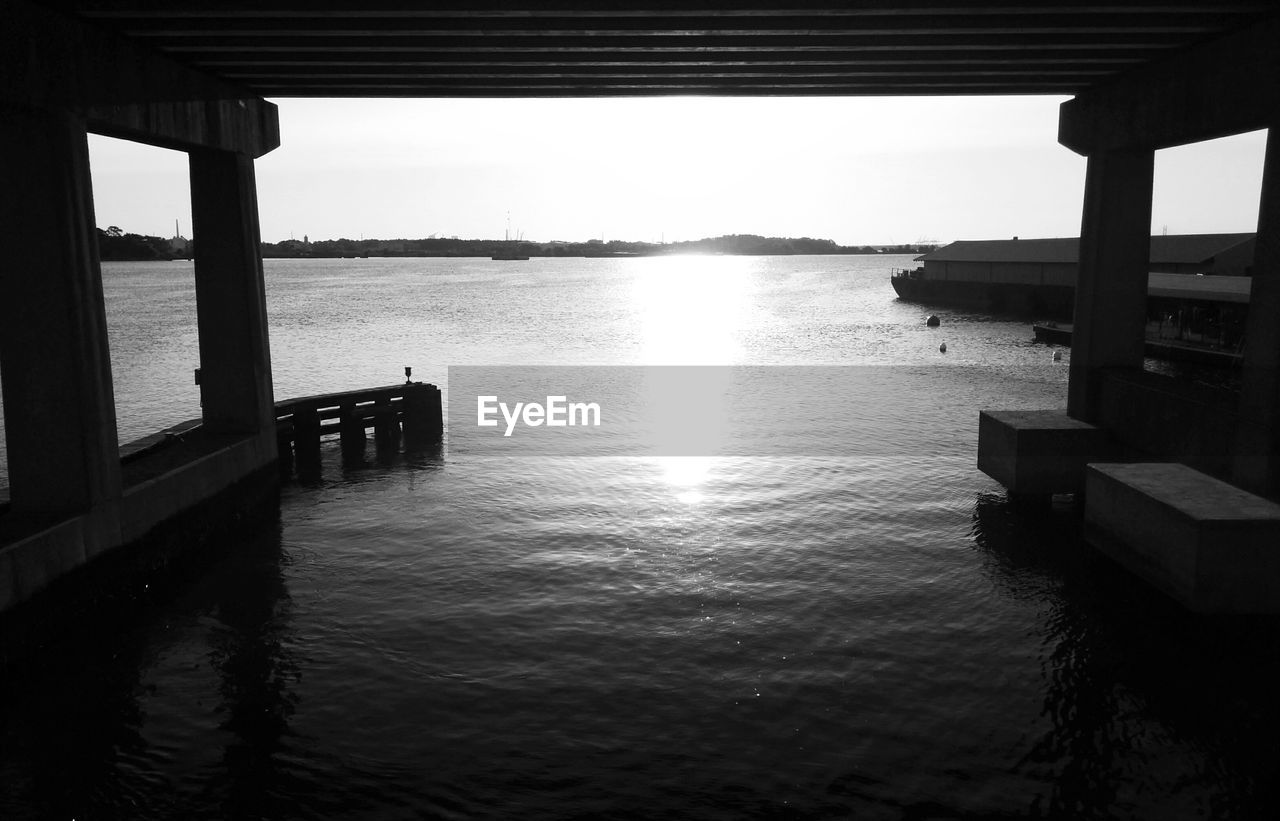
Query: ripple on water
[{"left": 2, "top": 257, "right": 1275, "bottom": 819}]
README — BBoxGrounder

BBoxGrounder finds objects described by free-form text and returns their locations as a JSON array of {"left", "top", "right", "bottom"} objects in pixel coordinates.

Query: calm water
[{"left": 2, "top": 256, "right": 1279, "bottom": 819}]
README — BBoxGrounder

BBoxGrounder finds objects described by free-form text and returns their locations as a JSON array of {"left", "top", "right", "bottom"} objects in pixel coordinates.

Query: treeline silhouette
[
  {"left": 261, "top": 234, "right": 936, "bottom": 258},
  {"left": 94, "top": 227, "right": 937, "bottom": 261},
  {"left": 97, "top": 226, "right": 185, "bottom": 261}
]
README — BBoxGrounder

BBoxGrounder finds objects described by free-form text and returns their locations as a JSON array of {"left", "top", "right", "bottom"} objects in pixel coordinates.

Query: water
[{"left": 3, "top": 256, "right": 1279, "bottom": 819}]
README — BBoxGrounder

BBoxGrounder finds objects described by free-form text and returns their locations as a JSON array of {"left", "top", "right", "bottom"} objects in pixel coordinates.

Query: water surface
[{"left": 2, "top": 255, "right": 1277, "bottom": 819}]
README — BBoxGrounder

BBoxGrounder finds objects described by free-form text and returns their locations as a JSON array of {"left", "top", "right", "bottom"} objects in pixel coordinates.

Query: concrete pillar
[
  {"left": 189, "top": 149, "right": 275, "bottom": 436},
  {"left": 0, "top": 106, "right": 122, "bottom": 516},
  {"left": 1067, "top": 148, "right": 1155, "bottom": 422},
  {"left": 1234, "top": 126, "right": 1280, "bottom": 498}
]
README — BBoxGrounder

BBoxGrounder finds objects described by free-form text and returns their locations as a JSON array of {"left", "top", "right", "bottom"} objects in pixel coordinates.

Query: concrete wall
[
  {"left": 1096, "top": 369, "right": 1239, "bottom": 480},
  {"left": 1213, "top": 239, "right": 1258, "bottom": 277},
  {"left": 1042, "top": 264, "right": 1076, "bottom": 287},
  {"left": 1, "top": 430, "right": 276, "bottom": 613},
  {"left": 923, "top": 260, "right": 1076, "bottom": 286},
  {"left": 0, "top": 9, "right": 280, "bottom": 614}
]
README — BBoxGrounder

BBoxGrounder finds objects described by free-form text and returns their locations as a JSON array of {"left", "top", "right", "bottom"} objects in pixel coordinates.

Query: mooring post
[
  {"left": 402, "top": 383, "right": 443, "bottom": 451},
  {"left": 293, "top": 408, "right": 321, "bottom": 471},
  {"left": 339, "top": 403, "right": 366, "bottom": 463},
  {"left": 373, "top": 396, "right": 398, "bottom": 453},
  {"left": 276, "top": 424, "right": 295, "bottom": 477}
]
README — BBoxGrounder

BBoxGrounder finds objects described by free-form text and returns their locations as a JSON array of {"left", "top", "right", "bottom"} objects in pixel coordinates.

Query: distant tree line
[
  {"left": 94, "top": 226, "right": 936, "bottom": 261},
  {"left": 97, "top": 226, "right": 186, "bottom": 261},
  {"left": 260, "top": 233, "right": 937, "bottom": 259}
]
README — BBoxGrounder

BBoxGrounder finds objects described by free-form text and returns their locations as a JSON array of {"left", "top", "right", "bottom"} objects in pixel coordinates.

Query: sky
[{"left": 86, "top": 96, "right": 1269, "bottom": 246}]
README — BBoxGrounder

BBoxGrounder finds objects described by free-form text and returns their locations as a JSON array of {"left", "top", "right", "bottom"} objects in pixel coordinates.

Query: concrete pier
[
  {"left": 1067, "top": 149, "right": 1154, "bottom": 424},
  {"left": 977, "top": 410, "right": 1112, "bottom": 497},
  {"left": 977, "top": 17, "right": 1280, "bottom": 609},
  {"left": 190, "top": 149, "right": 275, "bottom": 438},
  {"left": 1234, "top": 125, "right": 1280, "bottom": 499},
  {"left": 4, "top": 1, "right": 1279, "bottom": 619},
  {"left": 1085, "top": 463, "right": 1280, "bottom": 613},
  {"left": 0, "top": 2, "right": 281, "bottom": 615},
  {"left": 0, "top": 108, "right": 121, "bottom": 528}
]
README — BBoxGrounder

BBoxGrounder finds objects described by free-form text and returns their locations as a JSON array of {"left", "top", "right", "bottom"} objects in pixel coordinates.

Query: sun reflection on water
[
  {"left": 631, "top": 255, "right": 755, "bottom": 365},
  {"left": 631, "top": 256, "right": 752, "bottom": 499},
  {"left": 658, "top": 456, "right": 715, "bottom": 504}
]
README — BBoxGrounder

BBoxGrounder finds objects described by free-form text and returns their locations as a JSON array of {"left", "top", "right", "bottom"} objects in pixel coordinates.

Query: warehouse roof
[{"left": 919, "top": 233, "right": 1256, "bottom": 266}]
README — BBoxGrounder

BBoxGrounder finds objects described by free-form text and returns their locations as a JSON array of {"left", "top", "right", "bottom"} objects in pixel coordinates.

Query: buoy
[
  {"left": 939, "top": 342, "right": 947, "bottom": 353},
  {"left": 1052, "top": 350, "right": 1062, "bottom": 362},
  {"left": 926, "top": 314, "right": 941, "bottom": 327}
]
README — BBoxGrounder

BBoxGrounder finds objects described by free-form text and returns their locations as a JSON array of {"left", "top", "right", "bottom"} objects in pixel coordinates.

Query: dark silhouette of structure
[{"left": 2, "top": 2, "right": 1279, "bottom": 611}]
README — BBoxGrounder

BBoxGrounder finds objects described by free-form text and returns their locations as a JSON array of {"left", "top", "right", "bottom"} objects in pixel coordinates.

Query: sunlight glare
[
  {"left": 632, "top": 255, "right": 753, "bottom": 364},
  {"left": 659, "top": 456, "right": 715, "bottom": 505}
]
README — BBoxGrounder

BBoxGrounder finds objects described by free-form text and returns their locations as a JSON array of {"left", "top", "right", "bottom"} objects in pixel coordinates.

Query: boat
[{"left": 890, "top": 266, "right": 928, "bottom": 301}]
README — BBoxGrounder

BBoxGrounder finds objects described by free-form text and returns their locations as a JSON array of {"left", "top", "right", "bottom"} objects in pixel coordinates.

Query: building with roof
[{"left": 892, "top": 233, "right": 1256, "bottom": 318}]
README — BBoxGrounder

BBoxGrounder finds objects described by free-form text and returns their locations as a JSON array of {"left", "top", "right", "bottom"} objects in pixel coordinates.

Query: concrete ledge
[
  {"left": 0, "top": 428, "right": 276, "bottom": 615},
  {"left": 978, "top": 409, "right": 1111, "bottom": 496},
  {"left": 120, "top": 431, "right": 274, "bottom": 544},
  {"left": 0, "top": 515, "right": 95, "bottom": 611},
  {"left": 1097, "top": 368, "right": 1238, "bottom": 481},
  {"left": 0, "top": 464, "right": 279, "bottom": 667},
  {"left": 1085, "top": 463, "right": 1280, "bottom": 613}
]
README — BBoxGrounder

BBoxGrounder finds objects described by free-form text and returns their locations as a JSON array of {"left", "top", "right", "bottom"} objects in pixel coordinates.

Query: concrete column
[
  {"left": 1234, "top": 126, "right": 1280, "bottom": 498},
  {"left": 1067, "top": 148, "right": 1155, "bottom": 422},
  {"left": 0, "top": 106, "right": 122, "bottom": 516},
  {"left": 189, "top": 149, "right": 275, "bottom": 435}
]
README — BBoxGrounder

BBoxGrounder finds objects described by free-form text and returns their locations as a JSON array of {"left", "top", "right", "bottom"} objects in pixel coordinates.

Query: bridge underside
[
  {"left": 22, "top": 1, "right": 1279, "bottom": 98},
  {"left": 1, "top": 0, "right": 1280, "bottom": 612}
]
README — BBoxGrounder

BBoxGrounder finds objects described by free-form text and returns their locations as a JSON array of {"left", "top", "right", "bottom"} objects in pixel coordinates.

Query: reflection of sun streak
[
  {"left": 662, "top": 456, "right": 713, "bottom": 486},
  {"left": 632, "top": 256, "right": 752, "bottom": 364},
  {"left": 660, "top": 456, "right": 713, "bottom": 504}
]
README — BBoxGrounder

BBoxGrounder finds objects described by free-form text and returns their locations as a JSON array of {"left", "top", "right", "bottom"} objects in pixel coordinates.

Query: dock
[
  {"left": 274, "top": 382, "right": 443, "bottom": 474},
  {"left": 0, "top": 382, "right": 443, "bottom": 617},
  {"left": 1032, "top": 322, "right": 1244, "bottom": 368}
]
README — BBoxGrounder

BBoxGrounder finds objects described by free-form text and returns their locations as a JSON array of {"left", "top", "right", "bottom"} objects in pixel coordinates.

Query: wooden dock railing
[{"left": 275, "top": 382, "right": 442, "bottom": 473}]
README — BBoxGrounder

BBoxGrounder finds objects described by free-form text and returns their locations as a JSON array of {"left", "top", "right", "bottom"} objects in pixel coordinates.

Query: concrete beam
[
  {"left": 1067, "top": 148, "right": 1154, "bottom": 422},
  {"left": 977, "top": 409, "right": 1112, "bottom": 497},
  {"left": 1058, "top": 14, "right": 1280, "bottom": 154},
  {"left": 190, "top": 149, "right": 277, "bottom": 435},
  {"left": 1085, "top": 462, "right": 1280, "bottom": 614},
  {"left": 1234, "top": 125, "right": 1280, "bottom": 498},
  {"left": 0, "top": 106, "right": 122, "bottom": 522},
  {"left": 1, "top": 0, "right": 279, "bottom": 157}
]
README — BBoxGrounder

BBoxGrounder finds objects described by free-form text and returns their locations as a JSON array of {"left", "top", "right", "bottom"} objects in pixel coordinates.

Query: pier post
[
  {"left": 189, "top": 149, "right": 275, "bottom": 440},
  {"left": 292, "top": 409, "right": 321, "bottom": 474},
  {"left": 339, "top": 403, "right": 366, "bottom": 464},
  {"left": 276, "top": 425, "right": 295, "bottom": 477},
  {"left": 1067, "top": 148, "right": 1155, "bottom": 423},
  {"left": 0, "top": 107, "right": 122, "bottom": 523},
  {"left": 402, "top": 384, "right": 444, "bottom": 451},
  {"left": 1234, "top": 126, "right": 1280, "bottom": 498},
  {"left": 373, "top": 397, "right": 399, "bottom": 454}
]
